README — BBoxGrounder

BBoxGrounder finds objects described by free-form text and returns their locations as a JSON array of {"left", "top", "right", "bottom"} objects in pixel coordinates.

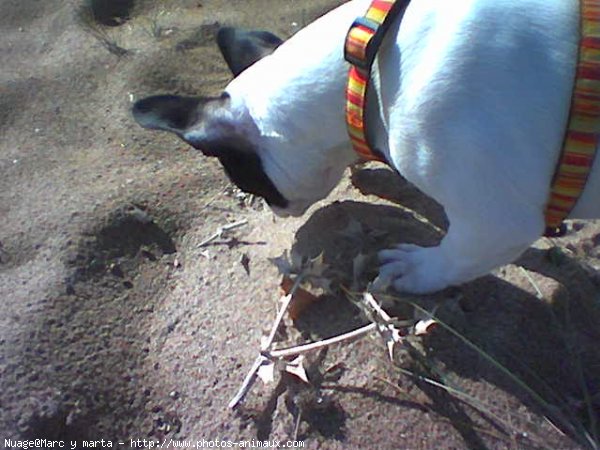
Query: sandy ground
[{"left": 1, "top": 0, "right": 599, "bottom": 448}]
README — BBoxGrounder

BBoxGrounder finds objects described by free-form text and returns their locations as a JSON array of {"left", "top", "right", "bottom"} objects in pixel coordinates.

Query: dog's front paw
[{"left": 375, "top": 244, "right": 450, "bottom": 294}]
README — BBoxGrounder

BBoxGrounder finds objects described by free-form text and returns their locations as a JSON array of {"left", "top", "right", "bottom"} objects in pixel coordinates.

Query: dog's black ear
[
  {"left": 132, "top": 94, "right": 229, "bottom": 156},
  {"left": 216, "top": 27, "right": 283, "bottom": 76},
  {"left": 132, "top": 95, "right": 203, "bottom": 134}
]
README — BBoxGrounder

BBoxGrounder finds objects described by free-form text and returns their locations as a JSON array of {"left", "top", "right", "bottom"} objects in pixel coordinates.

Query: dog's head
[{"left": 132, "top": 26, "right": 353, "bottom": 218}]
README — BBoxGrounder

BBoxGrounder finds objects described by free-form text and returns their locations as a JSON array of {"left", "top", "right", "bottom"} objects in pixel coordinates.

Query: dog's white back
[{"left": 134, "top": 0, "right": 600, "bottom": 293}]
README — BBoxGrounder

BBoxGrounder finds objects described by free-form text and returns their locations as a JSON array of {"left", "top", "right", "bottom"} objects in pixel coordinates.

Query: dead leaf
[
  {"left": 306, "top": 252, "right": 328, "bottom": 278},
  {"left": 283, "top": 355, "right": 309, "bottom": 383},
  {"left": 290, "top": 248, "right": 304, "bottom": 272},
  {"left": 280, "top": 276, "right": 321, "bottom": 320},
  {"left": 269, "top": 251, "right": 293, "bottom": 276},
  {"left": 323, "top": 363, "right": 347, "bottom": 382},
  {"left": 257, "top": 360, "right": 275, "bottom": 384},
  {"left": 414, "top": 319, "right": 437, "bottom": 336},
  {"left": 309, "top": 277, "right": 333, "bottom": 294}
]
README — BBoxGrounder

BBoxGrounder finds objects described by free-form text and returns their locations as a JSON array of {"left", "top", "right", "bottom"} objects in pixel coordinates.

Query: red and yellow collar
[
  {"left": 344, "top": 0, "right": 600, "bottom": 237},
  {"left": 344, "top": 0, "right": 409, "bottom": 163},
  {"left": 544, "top": 0, "right": 600, "bottom": 236}
]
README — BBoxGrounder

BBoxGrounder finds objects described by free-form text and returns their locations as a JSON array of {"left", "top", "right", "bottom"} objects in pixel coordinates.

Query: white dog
[{"left": 133, "top": 0, "right": 599, "bottom": 293}]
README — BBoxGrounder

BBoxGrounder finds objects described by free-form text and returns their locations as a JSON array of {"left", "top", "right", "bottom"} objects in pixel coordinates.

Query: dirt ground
[{"left": 1, "top": 0, "right": 600, "bottom": 448}]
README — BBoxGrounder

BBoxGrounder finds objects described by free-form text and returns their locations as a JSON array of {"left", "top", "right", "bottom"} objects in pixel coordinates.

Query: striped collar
[
  {"left": 344, "top": 0, "right": 409, "bottom": 163},
  {"left": 344, "top": 0, "right": 600, "bottom": 237},
  {"left": 544, "top": 0, "right": 600, "bottom": 236}
]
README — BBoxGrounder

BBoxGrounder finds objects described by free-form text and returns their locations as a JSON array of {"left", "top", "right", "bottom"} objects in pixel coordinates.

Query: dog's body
[{"left": 133, "top": 0, "right": 600, "bottom": 293}]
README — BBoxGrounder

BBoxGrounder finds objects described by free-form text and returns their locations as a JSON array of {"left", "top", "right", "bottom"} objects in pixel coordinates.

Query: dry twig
[
  {"left": 229, "top": 283, "right": 413, "bottom": 408},
  {"left": 198, "top": 219, "right": 248, "bottom": 248},
  {"left": 266, "top": 323, "right": 377, "bottom": 359},
  {"left": 228, "top": 275, "right": 304, "bottom": 409}
]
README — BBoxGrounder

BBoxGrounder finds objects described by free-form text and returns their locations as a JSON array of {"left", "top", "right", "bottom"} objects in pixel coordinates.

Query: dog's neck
[{"left": 225, "top": 1, "right": 372, "bottom": 163}]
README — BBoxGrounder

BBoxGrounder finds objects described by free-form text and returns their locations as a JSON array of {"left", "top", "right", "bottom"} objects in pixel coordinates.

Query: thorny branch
[
  {"left": 228, "top": 274, "right": 305, "bottom": 409},
  {"left": 229, "top": 282, "right": 414, "bottom": 409}
]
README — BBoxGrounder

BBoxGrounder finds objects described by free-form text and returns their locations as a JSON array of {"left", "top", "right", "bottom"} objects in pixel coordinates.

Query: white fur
[{"left": 224, "top": 0, "right": 595, "bottom": 293}]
